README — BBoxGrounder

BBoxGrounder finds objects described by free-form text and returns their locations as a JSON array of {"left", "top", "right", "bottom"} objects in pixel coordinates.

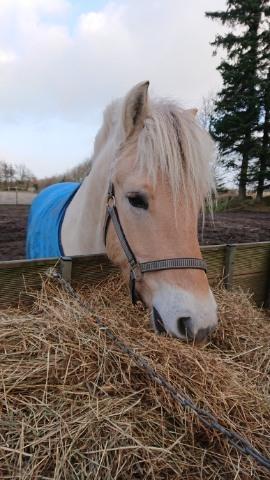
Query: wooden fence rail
[{"left": 0, "top": 241, "right": 270, "bottom": 309}]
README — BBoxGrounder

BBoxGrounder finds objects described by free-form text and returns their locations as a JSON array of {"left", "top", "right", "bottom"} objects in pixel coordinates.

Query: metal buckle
[
  {"left": 129, "top": 268, "right": 143, "bottom": 305},
  {"left": 131, "top": 263, "right": 142, "bottom": 281},
  {"left": 107, "top": 194, "right": 116, "bottom": 208}
]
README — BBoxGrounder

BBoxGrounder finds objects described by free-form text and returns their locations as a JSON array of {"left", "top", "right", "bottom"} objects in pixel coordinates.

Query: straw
[{"left": 0, "top": 275, "right": 269, "bottom": 479}]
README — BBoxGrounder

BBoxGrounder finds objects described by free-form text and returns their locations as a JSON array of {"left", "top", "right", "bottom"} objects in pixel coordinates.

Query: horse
[{"left": 27, "top": 81, "right": 218, "bottom": 342}]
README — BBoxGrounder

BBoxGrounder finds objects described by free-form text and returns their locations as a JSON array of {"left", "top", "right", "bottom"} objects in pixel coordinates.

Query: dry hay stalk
[{"left": 0, "top": 275, "right": 269, "bottom": 479}]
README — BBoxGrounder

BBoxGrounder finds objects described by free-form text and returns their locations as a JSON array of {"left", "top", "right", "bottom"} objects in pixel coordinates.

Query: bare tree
[
  {"left": 198, "top": 94, "right": 231, "bottom": 193},
  {"left": 0, "top": 160, "right": 16, "bottom": 189},
  {"left": 15, "top": 163, "right": 35, "bottom": 190},
  {"left": 0, "top": 160, "right": 36, "bottom": 191},
  {"left": 198, "top": 94, "right": 215, "bottom": 131}
]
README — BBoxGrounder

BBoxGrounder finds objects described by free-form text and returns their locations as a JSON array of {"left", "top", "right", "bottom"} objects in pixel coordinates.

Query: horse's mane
[{"left": 92, "top": 97, "right": 216, "bottom": 211}]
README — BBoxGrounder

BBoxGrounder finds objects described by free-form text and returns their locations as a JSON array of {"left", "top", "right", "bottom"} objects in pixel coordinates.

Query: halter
[{"left": 104, "top": 182, "right": 207, "bottom": 305}]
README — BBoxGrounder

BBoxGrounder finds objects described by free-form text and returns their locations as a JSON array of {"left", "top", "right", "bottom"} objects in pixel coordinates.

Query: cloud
[
  {"left": 0, "top": 0, "right": 226, "bottom": 177},
  {"left": 0, "top": 49, "right": 17, "bottom": 64},
  {"left": 0, "top": 0, "right": 225, "bottom": 123},
  {"left": 0, "top": 0, "right": 69, "bottom": 18}
]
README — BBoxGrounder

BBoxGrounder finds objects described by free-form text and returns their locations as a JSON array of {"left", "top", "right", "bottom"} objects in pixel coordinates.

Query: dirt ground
[
  {"left": 199, "top": 211, "right": 270, "bottom": 245},
  {"left": 0, "top": 205, "right": 29, "bottom": 261},
  {"left": 0, "top": 205, "right": 270, "bottom": 261}
]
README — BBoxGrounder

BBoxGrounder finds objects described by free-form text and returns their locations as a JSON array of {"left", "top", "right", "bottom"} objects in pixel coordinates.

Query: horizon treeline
[
  {"left": 0, "top": 158, "right": 92, "bottom": 192},
  {"left": 37, "top": 158, "right": 92, "bottom": 191},
  {"left": 0, "top": 160, "right": 37, "bottom": 191}
]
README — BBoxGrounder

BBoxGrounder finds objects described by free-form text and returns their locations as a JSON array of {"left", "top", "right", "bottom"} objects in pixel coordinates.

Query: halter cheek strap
[{"left": 104, "top": 182, "right": 207, "bottom": 305}]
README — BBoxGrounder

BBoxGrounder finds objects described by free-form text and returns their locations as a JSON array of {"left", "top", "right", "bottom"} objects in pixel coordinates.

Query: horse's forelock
[
  {"left": 92, "top": 97, "right": 215, "bottom": 212},
  {"left": 135, "top": 100, "right": 215, "bottom": 211}
]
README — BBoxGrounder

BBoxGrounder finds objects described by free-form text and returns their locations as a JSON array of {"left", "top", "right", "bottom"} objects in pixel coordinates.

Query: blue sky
[{"left": 0, "top": 0, "right": 226, "bottom": 178}]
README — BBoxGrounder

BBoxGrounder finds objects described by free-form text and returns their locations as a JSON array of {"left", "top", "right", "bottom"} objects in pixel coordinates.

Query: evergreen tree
[
  {"left": 256, "top": 7, "right": 270, "bottom": 198},
  {"left": 206, "top": 0, "right": 266, "bottom": 199},
  {"left": 256, "top": 68, "right": 270, "bottom": 198}
]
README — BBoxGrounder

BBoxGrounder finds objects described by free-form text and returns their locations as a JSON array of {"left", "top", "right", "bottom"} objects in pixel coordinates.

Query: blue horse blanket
[{"left": 26, "top": 182, "right": 80, "bottom": 259}]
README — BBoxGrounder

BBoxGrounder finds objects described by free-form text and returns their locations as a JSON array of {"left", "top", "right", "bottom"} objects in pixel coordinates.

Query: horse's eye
[{"left": 127, "top": 193, "right": 148, "bottom": 210}]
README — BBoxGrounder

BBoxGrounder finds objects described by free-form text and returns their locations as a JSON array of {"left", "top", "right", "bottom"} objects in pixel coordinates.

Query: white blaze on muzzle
[{"left": 152, "top": 283, "right": 218, "bottom": 340}]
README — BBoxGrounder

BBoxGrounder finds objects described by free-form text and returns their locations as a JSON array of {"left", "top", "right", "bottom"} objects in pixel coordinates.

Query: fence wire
[{"left": 52, "top": 271, "right": 270, "bottom": 472}]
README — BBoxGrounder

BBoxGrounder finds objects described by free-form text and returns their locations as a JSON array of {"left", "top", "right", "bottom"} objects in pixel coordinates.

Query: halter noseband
[{"left": 104, "top": 182, "right": 207, "bottom": 305}]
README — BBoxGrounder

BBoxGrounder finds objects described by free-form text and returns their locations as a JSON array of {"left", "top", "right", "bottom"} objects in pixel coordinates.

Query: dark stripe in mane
[{"left": 170, "top": 110, "right": 186, "bottom": 167}]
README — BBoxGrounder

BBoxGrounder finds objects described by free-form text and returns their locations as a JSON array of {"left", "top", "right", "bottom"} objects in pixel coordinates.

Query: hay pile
[{"left": 0, "top": 276, "right": 269, "bottom": 479}]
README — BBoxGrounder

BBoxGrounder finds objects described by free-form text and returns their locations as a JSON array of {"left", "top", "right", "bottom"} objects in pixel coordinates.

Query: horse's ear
[
  {"left": 185, "top": 108, "right": 198, "bottom": 118},
  {"left": 122, "top": 81, "right": 149, "bottom": 137}
]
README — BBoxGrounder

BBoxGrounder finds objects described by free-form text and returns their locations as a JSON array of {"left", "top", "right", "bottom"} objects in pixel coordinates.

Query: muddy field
[
  {"left": 0, "top": 204, "right": 270, "bottom": 261},
  {"left": 0, "top": 205, "right": 29, "bottom": 261}
]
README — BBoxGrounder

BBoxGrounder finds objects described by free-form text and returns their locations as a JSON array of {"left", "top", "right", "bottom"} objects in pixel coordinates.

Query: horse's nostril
[{"left": 177, "top": 316, "right": 192, "bottom": 338}]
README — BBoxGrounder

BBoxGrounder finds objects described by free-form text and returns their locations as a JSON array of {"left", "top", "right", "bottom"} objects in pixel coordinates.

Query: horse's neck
[{"left": 61, "top": 160, "right": 109, "bottom": 256}]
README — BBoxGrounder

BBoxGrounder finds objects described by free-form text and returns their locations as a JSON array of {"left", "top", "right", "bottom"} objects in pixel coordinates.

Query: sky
[{"left": 0, "top": 0, "right": 226, "bottom": 178}]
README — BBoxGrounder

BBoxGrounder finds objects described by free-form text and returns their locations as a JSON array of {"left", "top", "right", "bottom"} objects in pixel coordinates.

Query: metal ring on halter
[
  {"left": 107, "top": 195, "right": 116, "bottom": 208},
  {"left": 130, "top": 263, "right": 143, "bottom": 281}
]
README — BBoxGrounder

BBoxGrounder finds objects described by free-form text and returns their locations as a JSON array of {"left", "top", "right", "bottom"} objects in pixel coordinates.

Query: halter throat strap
[{"left": 104, "top": 182, "right": 207, "bottom": 304}]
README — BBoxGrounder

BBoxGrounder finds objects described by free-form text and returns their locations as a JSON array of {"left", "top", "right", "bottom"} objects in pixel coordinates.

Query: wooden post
[
  {"left": 224, "top": 244, "right": 236, "bottom": 290},
  {"left": 265, "top": 286, "right": 270, "bottom": 309},
  {"left": 264, "top": 256, "right": 270, "bottom": 309},
  {"left": 60, "top": 257, "right": 72, "bottom": 283}
]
